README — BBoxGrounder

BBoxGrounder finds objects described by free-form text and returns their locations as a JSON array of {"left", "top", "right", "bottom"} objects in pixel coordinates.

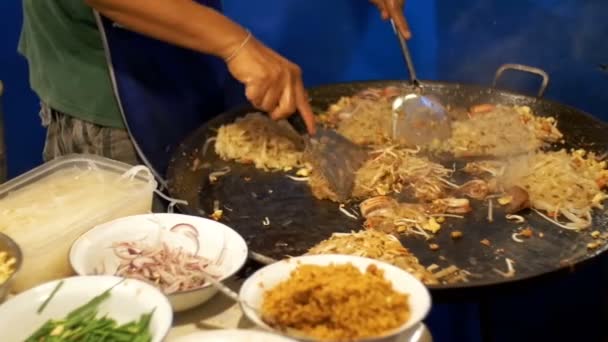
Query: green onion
[
  {"left": 37, "top": 280, "right": 64, "bottom": 314},
  {"left": 26, "top": 280, "right": 154, "bottom": 342}
]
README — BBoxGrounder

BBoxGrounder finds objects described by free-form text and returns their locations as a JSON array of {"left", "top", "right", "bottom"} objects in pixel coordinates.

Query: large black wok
[{"left": 167, "top": 64, "right": 608, "bottom": 298}]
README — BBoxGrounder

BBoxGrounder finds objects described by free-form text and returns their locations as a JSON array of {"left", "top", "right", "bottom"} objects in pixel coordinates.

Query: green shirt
[{"left": 19, "top": 0, "right": 124, "bottom": 128}]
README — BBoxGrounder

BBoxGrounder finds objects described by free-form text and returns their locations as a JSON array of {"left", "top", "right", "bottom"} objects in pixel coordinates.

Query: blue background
[
  {"left": 1, "top": 1, "right": 607, "bottom": 341},
  {"left": 3, "top": 0, "right": 607, "bottom": 178}
]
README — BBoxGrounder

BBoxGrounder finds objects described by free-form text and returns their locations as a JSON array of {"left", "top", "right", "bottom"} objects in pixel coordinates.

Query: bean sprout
[
  {"left": 494, "top": 258, "right": 516, "bottom": 278},
  {"left": 209, "top": 166, "right": 231, "bottom": 183},
  {"left": 532, "top": 208, "right": 581, "bottom": 231},
  {"left": 202, "top": 137, "right": 217, "bottom": 156},
  {"left": 506, "top": 214, "right": 525, "bottom": 223},
  {"left": 286, "top": 175, "right": 310, "bottom": 182},
  {"left": 511, "top": 233, "right": 524, "bottom": 243},
  {"left": 339, "top": 204, "right": 358, "bottom": 220}
]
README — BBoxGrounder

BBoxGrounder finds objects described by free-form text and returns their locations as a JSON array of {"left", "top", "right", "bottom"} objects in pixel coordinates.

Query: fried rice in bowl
[{"left": 239, "top": 254, "right": 431, "bottom": 342}]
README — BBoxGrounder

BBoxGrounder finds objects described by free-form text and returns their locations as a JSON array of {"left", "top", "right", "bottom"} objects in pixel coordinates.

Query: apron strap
[{"left": 93, "top": 0, "right": 242, "bottom": 188}]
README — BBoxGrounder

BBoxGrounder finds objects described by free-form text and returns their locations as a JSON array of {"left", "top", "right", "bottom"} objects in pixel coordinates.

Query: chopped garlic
[
  {"left": 210, "top": 209, "right": 223, "bottom": 221},
  {"left": 0, "top": 251, "right": 16, "bottom": 285},
  {"left": 574, "top": 149, "right": 586, "bottom": 157},
  {"left": 592, "top": 193, "right": 606, "bottom": 205},
  {"left": 450, "top": 231, "right": 463, "bottom": 239},
  {"left": 497, "top": 196, "right": 513, "bottom": 205},
  {"left": 50, "top": 325, "right": 65, "bottom": 337},
  {"left": 422, "top": 217, "right": 441, "bottom": 233},
  {"left": 296, "top": 168, "right": 310, "bottom": 177}
]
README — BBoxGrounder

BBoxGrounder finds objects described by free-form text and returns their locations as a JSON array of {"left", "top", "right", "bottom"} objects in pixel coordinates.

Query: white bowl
[
  {"left": 0, "top": 275, "right": 172, "bottom": 342},
  {"left": 172, "top": 329, "right": 298, "bottom": 342},
  {"left": 239, "top": 254, "right": 432, "bottom": 342},
  {"left": 70, "top": 213, "right": 249, "bottom": 312}
]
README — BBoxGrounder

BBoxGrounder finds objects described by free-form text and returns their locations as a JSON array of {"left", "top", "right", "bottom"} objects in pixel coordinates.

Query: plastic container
[
  {"left": 0, "top": 231, "right": 22, "bottom": 303},
  {"left": 0, "top": 154, "right": 156, "bottom": 293}
]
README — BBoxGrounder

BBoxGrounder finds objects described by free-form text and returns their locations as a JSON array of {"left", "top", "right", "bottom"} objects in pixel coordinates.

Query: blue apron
[{"left": 94, "top": 1, "right": 246, "bottom": 186}]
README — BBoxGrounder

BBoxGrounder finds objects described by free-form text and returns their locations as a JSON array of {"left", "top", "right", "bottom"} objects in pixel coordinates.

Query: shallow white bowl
[
  {"left": 70, "top": 213, "right": 248, "bottom": 312},
  {"left": 173, "top": 329, "right": 298, "bottom": 342},
  {"left": 239, "top": 254, "right": 432, "bottom": 342},
  {"left": 0, "top": 275, "right": 172, "bottom": 342}
]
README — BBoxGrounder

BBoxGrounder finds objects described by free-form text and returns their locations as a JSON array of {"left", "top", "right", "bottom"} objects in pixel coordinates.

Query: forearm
[{"left": 86, "top": 0, "right": 248, "bottom": 59}]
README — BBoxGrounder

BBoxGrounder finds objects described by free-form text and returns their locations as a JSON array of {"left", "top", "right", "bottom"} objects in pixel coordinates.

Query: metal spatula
[
  {"left": 390, "top": 20, "right": 451, "bottom": 146},
  {"left": 288, "top": 115, "right": 367, "bottom": 202}
]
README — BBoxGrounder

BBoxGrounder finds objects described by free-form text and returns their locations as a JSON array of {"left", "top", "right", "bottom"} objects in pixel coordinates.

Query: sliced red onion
[
  {"left": 108, "top": 232, "right": 218, "bottom": 294},
  {"left": 131, "top": 256, "right": 156, "bottom": 268},
  {"left": 127, "top": 247, "right": 142, "bottom": 255},
  {"left": 183, "top": 231, "right": 200, "bottom": 255},
  {"left": 214, "top": 246, "right": 227, "bottom": 265},
  {"left": 170, "top": 223, "right": 199, "bottom": 236},
  {"left": 113, "top": 246, "right": 138, "bottom": 260},
  {"left": 157, "top": 269, "right": 176, "bottom": 284},
  {"left": 169, "top": 223, "right": 200, "bottom": 255},
  {"left": 116, "top": 263, "right": 131, "bottom": 275},
  {"left": 164, "top": 282, "right": 181, "bottom": 295}
]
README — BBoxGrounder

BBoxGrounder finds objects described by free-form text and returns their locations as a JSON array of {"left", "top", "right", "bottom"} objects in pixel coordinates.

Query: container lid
[{"left": 0, "top": 154, "right": 157, "bottom": 197}]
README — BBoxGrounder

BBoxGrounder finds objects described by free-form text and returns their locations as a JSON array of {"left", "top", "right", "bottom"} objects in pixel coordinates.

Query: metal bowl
[{"left": 0, "top": 231, "right": 23, "bottom": 303}]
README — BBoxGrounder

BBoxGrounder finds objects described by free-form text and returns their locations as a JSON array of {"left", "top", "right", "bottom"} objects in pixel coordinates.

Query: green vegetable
[
  {"left": 37, "top": 280, "right": 64, "bottom": 314},
  {"left": 25, "top": 280, "right": 155, "bottom": 342}
]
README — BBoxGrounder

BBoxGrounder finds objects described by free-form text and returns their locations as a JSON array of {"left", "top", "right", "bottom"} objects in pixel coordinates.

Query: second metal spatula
[
  {"left": 390, "top": 20, "right": 451, "bottom": 146},
  {"left": 288, "top": 115, "right": 367, "bottom": 202}
]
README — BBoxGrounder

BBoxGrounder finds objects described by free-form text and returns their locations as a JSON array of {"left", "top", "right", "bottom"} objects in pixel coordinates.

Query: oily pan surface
[{"left": 167, "top": 80, "right": 608, "bottom": 290}]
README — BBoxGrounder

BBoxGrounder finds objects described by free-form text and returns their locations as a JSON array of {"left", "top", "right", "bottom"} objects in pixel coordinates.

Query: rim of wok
[{"left": 167, "top": 79, "right": 608, "bottom": 295}]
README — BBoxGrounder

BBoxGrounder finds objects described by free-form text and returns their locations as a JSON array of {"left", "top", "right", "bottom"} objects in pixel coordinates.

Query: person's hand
[
  {"left": 226, "top": 36, "right": 316, "bottom": 134},
  {"left": 370, "top": 0, "right": 411, "bottom": 39}
]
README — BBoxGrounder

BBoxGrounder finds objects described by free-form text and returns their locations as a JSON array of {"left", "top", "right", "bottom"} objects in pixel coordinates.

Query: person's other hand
[
  {"left": 370, "top": 0, "right": 411, "bottom": 39},
  {"left": 226, "top": 36, "right": 316, "bottom": 134}
]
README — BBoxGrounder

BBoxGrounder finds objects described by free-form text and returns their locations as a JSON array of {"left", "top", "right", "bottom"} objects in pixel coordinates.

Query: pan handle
[{"left": 492, "top": 63, "right": 549, "bottom": 97}]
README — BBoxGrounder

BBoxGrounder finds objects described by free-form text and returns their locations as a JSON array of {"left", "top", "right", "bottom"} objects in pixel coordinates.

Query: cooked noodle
[
  {"left": 215, "top": 113, "right": 305, "bottom": 171},
  {"left": 353, "top": 145, "right": 453, "bottom": 201},
  {"left": 307, "top": 230, "right": 441, "bottom": 284},
  {"left": 318, "top": 87, "right": 400, "bottom": 146},
  {"left": 210, "top": 88, "right": 605, "bottom": 277},
  {"left": 360, "top": 196, "right": 470, "bottom": 238},
  {"left": 431, "top": 105, "right": 563, "bottom": 157},
  {"left": 500, "top": 149, "right": 608, "bottom": 230}
]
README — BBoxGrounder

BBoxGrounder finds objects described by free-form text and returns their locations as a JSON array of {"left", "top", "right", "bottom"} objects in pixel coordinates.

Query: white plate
[
  {"left": 70, "top": 213, "right": 249, "bottom": 312},
  {"left": 172, "top": 329, "right": 298, "bottom": 342},
  {"left": 0, "top": 275, "right": 172, "bottom": 342},
  {"left": 239, "top": 254, "right": 432, "bottom": 342}
]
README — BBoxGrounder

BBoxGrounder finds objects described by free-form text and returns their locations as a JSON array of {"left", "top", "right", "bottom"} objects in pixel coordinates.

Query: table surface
[{"left": 168, "top": 278, "right": 434, "bottom": 342}]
